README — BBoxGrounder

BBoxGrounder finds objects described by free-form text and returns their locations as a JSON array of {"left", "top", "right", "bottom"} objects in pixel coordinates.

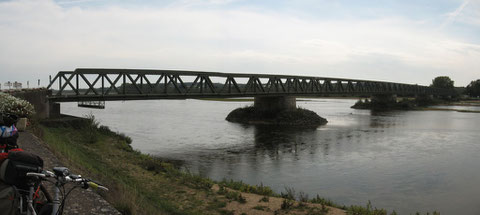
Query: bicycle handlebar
[
  {"left": 26, "top": 168, "right": 108, "bottom": 191},
  {"left": 26, "top": 172, "right": 46, "bottom": 178},
  {"left": 87, "top": 181, "right": 109, "bottom": 191}
]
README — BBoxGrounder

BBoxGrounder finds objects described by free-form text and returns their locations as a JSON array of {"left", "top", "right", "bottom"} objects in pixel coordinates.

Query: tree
[
  {"left": 430, "top": 76, "right": 454, "bottom": 89},
  {"left": 465, "top": 79, "right": 480, "bottom": 97}
]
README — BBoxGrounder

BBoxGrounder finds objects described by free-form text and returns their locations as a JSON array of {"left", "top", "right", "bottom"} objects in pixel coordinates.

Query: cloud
[
  {"left": 56, "top": 0, "right": 98, "bottom": 5},
  {"left": 166, "top": 0, "right": 241, "bottom": 9},
  {"left": 440, "top": 0, "right": 470, "bottom": 28},
  {"left": 440, "top": 0, "right": 480, "bottom": 28},
  {"left": 0, "top": 0, "right": 479, "bottom": 87}
]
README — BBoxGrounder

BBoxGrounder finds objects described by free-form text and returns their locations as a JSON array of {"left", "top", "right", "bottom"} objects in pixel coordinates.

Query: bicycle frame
[{"left": 24, "top": 167, "right": 108, "bottom": 215}]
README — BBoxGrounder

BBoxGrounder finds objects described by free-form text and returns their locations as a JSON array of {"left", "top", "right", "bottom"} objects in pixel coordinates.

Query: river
[{"left": 61, "top": 99, "right": 480, "bottom": 214}]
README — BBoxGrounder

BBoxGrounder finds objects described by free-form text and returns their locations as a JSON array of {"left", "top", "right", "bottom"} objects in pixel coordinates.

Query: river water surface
[{"left": 61, "top": 99, "right": 480, "bottom": 214}]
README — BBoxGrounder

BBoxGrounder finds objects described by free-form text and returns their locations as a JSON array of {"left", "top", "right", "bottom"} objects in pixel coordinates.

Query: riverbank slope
[{"left": 30, "top": 116, "right": 347, "bottom": 215}]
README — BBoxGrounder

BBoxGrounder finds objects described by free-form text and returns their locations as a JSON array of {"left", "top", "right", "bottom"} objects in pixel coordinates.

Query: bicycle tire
[{"left": 37, "top": 203, "right": 53, "bottom": 215}]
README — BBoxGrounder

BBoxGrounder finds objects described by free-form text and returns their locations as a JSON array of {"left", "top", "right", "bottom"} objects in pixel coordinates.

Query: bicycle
[{"left": 23, "top": 167, "right": 108, "bottom": 215}]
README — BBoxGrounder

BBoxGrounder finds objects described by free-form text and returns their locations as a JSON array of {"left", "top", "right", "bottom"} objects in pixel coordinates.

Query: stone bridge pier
[
  {"left": 227, "top": 95, "right": 326, "bottom": 126},
  {"left": 253, "top": 96, "right": 296, "bottom": 113}
]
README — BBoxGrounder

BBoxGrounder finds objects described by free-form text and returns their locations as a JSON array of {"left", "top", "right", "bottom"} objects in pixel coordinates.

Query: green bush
[
  {"left": 219, "top": 179, "right": 274, "bottom": 196},
  {"left": 83, "top": 113, "right": 99, "bottom": 144},
  {"left": 281, "top": 199, "right": 294, "bottom": 210},
  {"left": 225, "top": 191, "right": 246, "bottom": 203}
]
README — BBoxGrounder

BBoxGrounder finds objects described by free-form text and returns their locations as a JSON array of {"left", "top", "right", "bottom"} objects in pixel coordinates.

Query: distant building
[
  {"left": 4, "top": 81, "right": 12, "bottom": 89},
  {"left": 13, "top": 82, "right": 22, "bottom": 89}
]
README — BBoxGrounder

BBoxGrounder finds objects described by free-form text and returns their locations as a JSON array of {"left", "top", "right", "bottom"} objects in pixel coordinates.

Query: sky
[{"left": 0, "top": 0, "right": 479, "bottom": 88}]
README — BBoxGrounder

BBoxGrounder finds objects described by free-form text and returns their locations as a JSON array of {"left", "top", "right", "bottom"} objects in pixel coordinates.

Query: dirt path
[{"left": 17, "top": 131, "right": 120, "bottom": 215}]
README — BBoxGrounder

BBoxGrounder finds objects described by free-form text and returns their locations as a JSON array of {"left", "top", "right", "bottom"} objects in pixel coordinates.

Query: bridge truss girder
[{"left": 46, "top": 68, "right": 456, "bottom": 102}]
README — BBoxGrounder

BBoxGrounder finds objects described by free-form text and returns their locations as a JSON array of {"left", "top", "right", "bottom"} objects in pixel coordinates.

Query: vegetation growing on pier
[
  {"left": 226, "top": 106, "right": 328, "bottom": 127},
  {"left": 351, "top": 96, "right": 441, "bottom": 110}
]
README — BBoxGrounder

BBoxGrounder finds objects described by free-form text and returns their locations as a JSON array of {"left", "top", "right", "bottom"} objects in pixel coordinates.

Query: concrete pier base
[
  {"left": 227, "top": 96, "right": 327, "bottom": 127},
  {"left": 254, "top": 96, "right": 296, "bottom": 113}
]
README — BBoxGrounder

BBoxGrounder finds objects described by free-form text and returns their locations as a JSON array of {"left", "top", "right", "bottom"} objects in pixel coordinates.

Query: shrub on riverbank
[
  {"left": 351, "top": 96, "right": 445, "bottom": 110},
  {"left": 0, "top": 92, "right": 35, "bottom": 118}
]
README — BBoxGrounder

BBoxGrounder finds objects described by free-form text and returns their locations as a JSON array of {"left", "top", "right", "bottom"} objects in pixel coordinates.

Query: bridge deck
[{"left": 46, "top": 68, "right": 455, "bottom": 102}]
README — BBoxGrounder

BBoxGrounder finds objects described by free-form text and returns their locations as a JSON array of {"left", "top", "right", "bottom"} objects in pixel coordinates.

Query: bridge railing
[{"left": 46, "top": 68, "right": 456, "bottom": 102}]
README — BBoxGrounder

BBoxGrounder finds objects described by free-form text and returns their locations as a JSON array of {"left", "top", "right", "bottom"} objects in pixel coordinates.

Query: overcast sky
[{"left": 0, "top": 0, "right": 479, "bottom": 87}]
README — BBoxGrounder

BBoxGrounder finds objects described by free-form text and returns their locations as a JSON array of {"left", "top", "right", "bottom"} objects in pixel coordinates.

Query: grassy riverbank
[
  {"left": 30, "top": 115, "right": 439, "bottom": 215},
  {"left": 35, "top": 116, "right": 221, "bottom": 214},
  {"left": 32, "top": 115, "right": 350, "bottom": 215}
]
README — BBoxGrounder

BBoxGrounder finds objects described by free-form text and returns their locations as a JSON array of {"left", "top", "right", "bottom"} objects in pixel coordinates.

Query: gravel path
[{"left": 17, "top": 131, "right": 121, "bottom": 215}]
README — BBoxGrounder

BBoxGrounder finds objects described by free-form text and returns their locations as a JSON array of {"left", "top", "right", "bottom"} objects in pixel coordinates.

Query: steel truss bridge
[{"left": 46, "top": 68, "right": 456, "bottom": 102}]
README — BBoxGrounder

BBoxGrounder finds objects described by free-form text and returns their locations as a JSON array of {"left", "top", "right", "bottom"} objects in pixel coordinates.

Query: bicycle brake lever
[{"left": 82, "top": 181, "right": 89, "bottom": 189}]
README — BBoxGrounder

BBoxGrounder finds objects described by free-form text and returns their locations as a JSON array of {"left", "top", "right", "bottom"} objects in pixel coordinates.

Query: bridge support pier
[
  {"left": 227, "top": 96, "right": 327, "bottom": 127},
  {"left": 254, "top": 96, "right": 296, "bottom": 113}
]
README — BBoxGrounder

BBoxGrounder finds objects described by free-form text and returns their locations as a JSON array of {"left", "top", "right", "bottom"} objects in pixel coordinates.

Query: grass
[
  {"left": 259, "top": 196, "right": 269, "bottom": 202},
  {"left": 253, "top": 205, "right": 268, "bottom": 211},
  {"left": 345, "top": 201, "right": 440, "bottom": 215},
  {"left": 281, "top": 199, "right": 294, "bottom": 210},
  {"left": 311, "top": 194, "right": 346, "bottom": 209},
  {"left": 218, "top": 179, "right": 275, "bottom": 196},
  {"left": 35, "top": 117, "right": 222, "bottom": 214},
  {"left": 224, "top": 191, "right": 247, "bottom": 203}
]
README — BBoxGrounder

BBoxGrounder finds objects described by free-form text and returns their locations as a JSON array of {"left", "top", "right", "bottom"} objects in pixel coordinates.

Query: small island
[
  {"left": 226, "top": 106, "right": 327, "bottom": 127},
  {"left": 351, "top": 97, "right": 417, "bottom": 110},
  {"left": 351, "top": 95, "right": 445, "bottom": 111}
]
